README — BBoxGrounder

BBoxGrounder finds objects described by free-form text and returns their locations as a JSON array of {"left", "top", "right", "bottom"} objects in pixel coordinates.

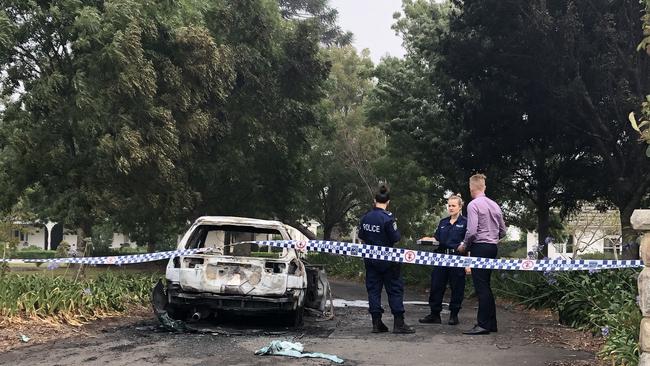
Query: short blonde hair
[
  {"left": 469, "top": 174, "right": 486, "bottom": 191},
  {"left": 448, "top": 194, "right": 464, "bottom": 207}
]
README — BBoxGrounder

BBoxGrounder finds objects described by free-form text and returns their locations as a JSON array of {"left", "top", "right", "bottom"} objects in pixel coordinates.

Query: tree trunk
[
  {"left": 323, "top": 224, "right": 334, "bottom": 241},
  {"left": 76, "top": 222, "right": 92, "bottom": 256},
  {"left": 289, "top": 221, "right": 317, "bottom": 240},
  {"left": 74, "top": 223, "right": 92, "bottom": 276},
  {"left": 620, "top": 208, "right": 640, "bottom": 259},
  {"left": 537, "top": 202, "right": 550, "bottom": 259}
]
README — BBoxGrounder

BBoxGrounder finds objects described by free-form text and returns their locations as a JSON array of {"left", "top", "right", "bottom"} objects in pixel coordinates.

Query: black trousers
[
  {"left": 470, "top": 243, "right": 498, "bottom": 331},
  {"left": 364, "top": 259, "right": 405, "bottom": 315},
  {"left": 429, "top": 266, "right": 465, "bottom": 314}
]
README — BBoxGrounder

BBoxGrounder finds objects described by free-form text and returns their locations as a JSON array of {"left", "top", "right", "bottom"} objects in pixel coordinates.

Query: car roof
[{"left": 193, "top": 216, "right": 288, "bottom": 231}]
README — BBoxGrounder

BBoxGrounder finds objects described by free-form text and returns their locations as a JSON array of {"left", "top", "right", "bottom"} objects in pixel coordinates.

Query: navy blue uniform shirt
[
  {"left": 434, "top": 215, "right": 467, "bottom": 250},
  {"left": 358, "top": 207, "right": 401, "bottom": 247}
]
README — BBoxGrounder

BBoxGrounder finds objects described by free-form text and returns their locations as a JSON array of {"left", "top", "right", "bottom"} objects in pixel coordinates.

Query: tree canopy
[
  {"left": 0, "top": 0, "right": 648, "bottom": 253},
  {"left": 0, "top": 0, "right": 330, "bottom": 249},
  {"left": 372, "top": 0, "right": 650, "bottom": 254}
]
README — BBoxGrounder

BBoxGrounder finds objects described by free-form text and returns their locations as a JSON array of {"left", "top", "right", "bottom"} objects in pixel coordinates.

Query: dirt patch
[
  {"left": 0, "top": 305, "right": 151, "bottom": 353},
  {"left": 496, "top": 300, "right": 606, "bottom": 365},
  {"left": 499, "top": 301, "right": 604, "bottom": 353}
]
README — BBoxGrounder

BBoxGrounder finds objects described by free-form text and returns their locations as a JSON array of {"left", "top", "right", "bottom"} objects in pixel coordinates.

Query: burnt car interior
[{"left": 185, "top": 225, "right": 288, "bottom": 258}]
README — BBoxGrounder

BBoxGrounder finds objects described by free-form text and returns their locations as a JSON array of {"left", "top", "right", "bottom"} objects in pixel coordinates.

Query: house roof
[{"left": 565, "top": 206, "right": 621, "bottom": 233}]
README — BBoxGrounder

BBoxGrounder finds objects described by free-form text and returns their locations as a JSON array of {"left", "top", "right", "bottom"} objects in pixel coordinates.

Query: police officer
[
  {"left": 358, "top": 185, "right": 415, "bottom": 334},
  {"left": 419, "top": 194, "right": 467, "bottom": 326}
]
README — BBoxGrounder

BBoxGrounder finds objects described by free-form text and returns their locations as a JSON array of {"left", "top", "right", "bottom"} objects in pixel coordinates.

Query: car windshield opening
[{"left": 185, "top": 225, "right": 287, "bottom": 258}]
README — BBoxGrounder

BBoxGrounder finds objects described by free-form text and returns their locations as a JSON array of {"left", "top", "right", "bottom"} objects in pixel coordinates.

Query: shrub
[
  {"left": 306, "top": 251, "right": 455, "bottom": 288},
  {"left": 21, "top": 245, "right": 42, "bottom": 251},
  {"left": 56, "top": 241, "right": 71, "bottom": 258},
  {"left": 306, "top": 252, "right": 365, "bottom": 279},
  {"left": 90, "top": 246, "right": 147, "bottom": 257},
  {"left": 12, "top": 250, "right": 57, "bottom": 260},
  {"left": 498, "top": 241, "right": 527, "bottom": 257},
  {"left": 576, "top": 252, "right": 619, "bottom": 260},
  {"left": 0, "top": 272, "right": 158, "bottom": 324}
]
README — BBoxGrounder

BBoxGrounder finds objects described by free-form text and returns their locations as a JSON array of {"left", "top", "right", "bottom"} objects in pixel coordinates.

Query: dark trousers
[
  {"left": 364, "top": 259, "right": 405, "bottom": 315},
  {"left": 429, "top": 266, "right": 465, "bottom": 314},
  {"left": 470, "top": 243, "right": 498, "bottom": 330}
]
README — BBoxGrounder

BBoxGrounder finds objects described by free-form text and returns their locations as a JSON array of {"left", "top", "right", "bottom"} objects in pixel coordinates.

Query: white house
[
  {"left": 11, "top": 219, "right": 321, "bottom": 252},
  {"left": 11, "top": 221, "right": 136, "bottom": 251},
  {"left": 527, "top": 206, "right": 622, "bottom": 259}
]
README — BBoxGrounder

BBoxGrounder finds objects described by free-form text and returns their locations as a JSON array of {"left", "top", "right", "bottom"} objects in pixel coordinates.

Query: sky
[{"left": 329, "top": 0, "right": 406, "bottom": 64}]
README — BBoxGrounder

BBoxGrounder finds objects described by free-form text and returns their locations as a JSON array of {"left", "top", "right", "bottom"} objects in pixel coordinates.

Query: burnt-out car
[{"left": 152, "top": 216, "right": 329, "bottom": 326}]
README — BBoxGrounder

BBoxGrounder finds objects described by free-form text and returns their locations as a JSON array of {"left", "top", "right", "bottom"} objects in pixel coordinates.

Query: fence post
[{"left": 632, "top": 209, "right": 650, "bottom": 365}]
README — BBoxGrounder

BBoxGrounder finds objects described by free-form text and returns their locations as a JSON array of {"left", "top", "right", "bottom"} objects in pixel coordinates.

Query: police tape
[
  {"left": 257, "top": 240, "right": 644, "bottom": 271},
  {"left": 0, "top": 240, "right": 644, "bottom": 271},
  {"left": 0, "top": 248, "right": 206, "bottom": 265}
]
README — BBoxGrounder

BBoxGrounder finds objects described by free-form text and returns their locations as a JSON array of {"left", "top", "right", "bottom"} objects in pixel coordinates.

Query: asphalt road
[{"left": 0, "top": 279, "right": 596, "bottom": 366}]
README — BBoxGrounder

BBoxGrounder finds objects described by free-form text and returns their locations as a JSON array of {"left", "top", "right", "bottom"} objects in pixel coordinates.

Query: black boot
[
  {"left": 448, "top": 310, "right": 459, "bottom": 325},
  {"left": 371, "top": 313, "right": 388, "bottom": 333},
  {"left": 418, "top": 313, "right": 441, "bottom": 324},
  {"left": 393, "top": 314, "right": 415, "bottom": 334}
]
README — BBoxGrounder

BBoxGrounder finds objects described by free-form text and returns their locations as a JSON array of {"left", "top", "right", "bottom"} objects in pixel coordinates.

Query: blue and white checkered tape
[
  {"left": 1, "top": 240, "right": 643, "bottom": 271},
  {"left": 0, "top": 248, "right": 205, "bottom": 265},
  {"left": 254, "top": 240, "right": 643, "bottom": 271}
]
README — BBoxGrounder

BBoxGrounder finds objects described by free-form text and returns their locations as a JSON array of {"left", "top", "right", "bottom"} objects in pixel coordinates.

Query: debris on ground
[
  {"left": 19, "top": 334, "right": 30, "bottom": 343},
  {"left": 155, "top": 312, "right": 188, "bottom": 333},
  {"left": 255, "top": 340, "right": 344, "bottom": 364},
  {"left": 134, "top": 325, "right": 157, "bottom": 332}
]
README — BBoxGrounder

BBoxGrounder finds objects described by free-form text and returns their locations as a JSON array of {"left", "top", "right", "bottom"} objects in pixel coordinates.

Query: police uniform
[
  {"left": 428, "top": 215, "right": 467, "bottom": 321},
  {"left": 358, "top": 207, "right": 404, "bottom": 316}
]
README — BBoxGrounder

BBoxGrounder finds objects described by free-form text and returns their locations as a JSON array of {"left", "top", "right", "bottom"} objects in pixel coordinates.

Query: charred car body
[{"left": 152, "top": 216, "right": 329, "bottom": 326}]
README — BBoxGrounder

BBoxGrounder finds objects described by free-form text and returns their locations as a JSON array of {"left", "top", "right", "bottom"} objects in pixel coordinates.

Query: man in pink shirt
[{"left": 457, "top": 174, "right": 506, "bottom": 335}]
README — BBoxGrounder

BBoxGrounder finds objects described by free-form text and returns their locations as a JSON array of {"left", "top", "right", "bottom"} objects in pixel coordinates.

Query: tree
[
  {"left": 1, "top": 0, "right": 334, "bottom": 251},
  {"left": 278, "top": 0, "right": 353, "bottom": 46},
  {"left": 186, "top": 0, "right": 330, "bottom": 227},
  {"left": 373, "top": 0, "right": 650, "bottom": 255},
  {"left": 300, "top": 46, "right": 381, "bottom": 240},
  {"left": 367, "top": 55, "right": 446, "bottom": 241},
  {"left": 634, "top": 0, "right": 650, "bottom": 152},
  {"left": 561, "top": 0, "right": 650, "bottom": 252},
  {"left": 0, "top": 0, "right": 235, "bottom": 251},
  {"left": 437, "top": 0, "right": 605, "bottom": 255}
]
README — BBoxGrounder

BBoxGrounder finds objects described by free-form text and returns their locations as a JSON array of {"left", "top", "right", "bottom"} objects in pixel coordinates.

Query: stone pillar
[{"left": 632, "top": 209, "right": 650, "bottom": 365}]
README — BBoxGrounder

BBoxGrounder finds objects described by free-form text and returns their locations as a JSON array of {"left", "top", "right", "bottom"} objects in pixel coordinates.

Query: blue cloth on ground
[{"left": 254, "top": 340, "right": 344, "bottom": 364}]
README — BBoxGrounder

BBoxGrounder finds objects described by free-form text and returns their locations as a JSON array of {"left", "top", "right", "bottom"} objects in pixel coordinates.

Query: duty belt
[{"left": 437, "top": 248, "right": 458, "bottom": 255}]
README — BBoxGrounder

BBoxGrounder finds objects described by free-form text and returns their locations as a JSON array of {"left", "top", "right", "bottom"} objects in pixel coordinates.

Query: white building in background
[
  {"left": 11, "top": 222, "right": 47, "bottom": 249},
  {"left": 11, "top": 221, "right": 136, "bottom": 251},
  {"left": 11, "top": 219, "right": 321, "bottom": 252},
  {"left": 526, "top": 206, "right": 622, "bottom": 259}
]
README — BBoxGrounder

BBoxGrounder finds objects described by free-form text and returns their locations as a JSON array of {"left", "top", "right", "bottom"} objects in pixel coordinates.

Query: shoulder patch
[
  {"left": 393, "top": 222, "right": 398, "bottom": 231},
  {"left": 383, "top": 210, "right": 393, "bottom": 217}
]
